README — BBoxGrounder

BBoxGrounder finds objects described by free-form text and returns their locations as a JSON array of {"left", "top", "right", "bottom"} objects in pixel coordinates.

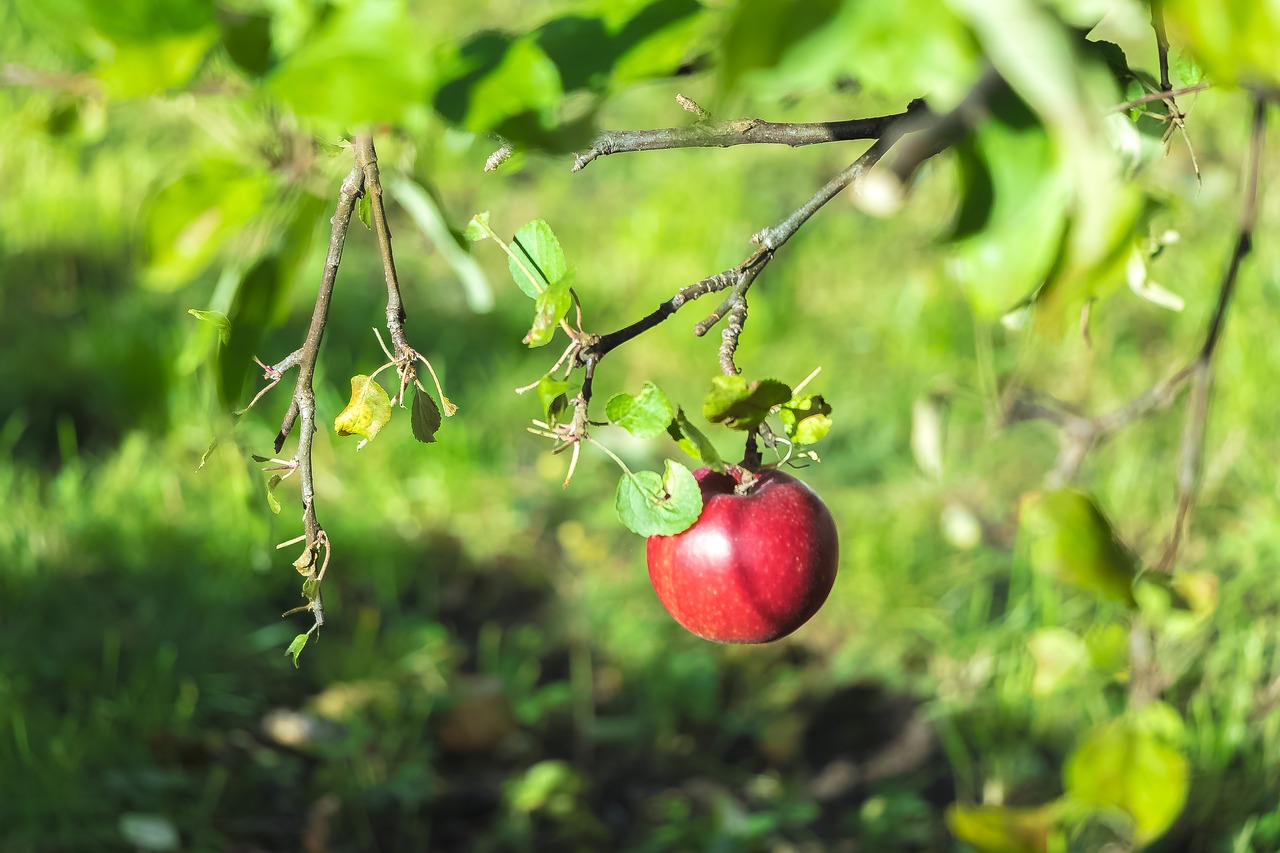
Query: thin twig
[
  {"left": 751, "top": 124, "right": 912, "bottom": 252},
  {"left": 1150, "top": 0, "right": 1173, "bottom": 93},
  {"left": 720, "top": 299, "right": 748, "bottom": 376},
  {"left": 0, "top": 62, "right": 96, "bottom": 94},
  {"left": 1109, "top": 83, "right": 1211, "bottom": 113},
  {"left": 354, "top": 135, "right": 410, "bottom": 359},
  {"left": 1155, "top": 96, "right": 1267, "bottom": 571},
  {"left": 570, "top": 95, "right": 919, "bottom": 172},
  {"left": 269, "top": 349, "right": 305, "bottom": 375}
]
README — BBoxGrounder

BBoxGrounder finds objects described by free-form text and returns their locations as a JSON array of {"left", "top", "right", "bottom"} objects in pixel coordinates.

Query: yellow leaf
[
  {"left": 946, "top": 802, "right": 1059, "bottom": 853},
  {"left": 1018, "top": 489, "right": 1138, "bottom": 606},
  {"left": 1063, "top": 706, "right": 1189, "bottom": 844},
  {"left": 334, "top": 375, "right": 391, "bottom": 449}
]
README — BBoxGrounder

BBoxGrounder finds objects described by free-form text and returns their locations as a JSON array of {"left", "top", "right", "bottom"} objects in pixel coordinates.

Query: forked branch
[
  {"left": 1009, "top": 96, "right": 1268, "bottom": 570},
  {"left": 578, "top": 103, "right": 926, "bottom": 382},
  {"left": 275, "top": 162, "right": 364, "bottom": 630},
  {"left": 234, "top": 134, "right": 445, "bottom": 645}
]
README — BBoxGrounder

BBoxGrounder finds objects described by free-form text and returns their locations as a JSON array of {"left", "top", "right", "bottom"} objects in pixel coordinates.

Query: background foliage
[{"left": 2, "top": 0, "right": 1279, "bottom": 850}]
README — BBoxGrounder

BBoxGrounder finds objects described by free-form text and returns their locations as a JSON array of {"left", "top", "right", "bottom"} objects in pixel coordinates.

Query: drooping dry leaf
[{"left": 334, "top": 374, "right": 392, "bottom": 450}]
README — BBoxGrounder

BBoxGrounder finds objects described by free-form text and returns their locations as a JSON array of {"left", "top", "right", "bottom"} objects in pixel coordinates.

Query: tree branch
[
  {"left": 1008, "top": 97, "right": 1267, "bottom": 566},
  {"left": 578, "top": 122, "right": 911, "bottom": 377},
  {"left": 269, "top": 160, "right": 365, "bottom": 634},
  {"left": 1110, "top": 83, "right": 1210, "bottom": 113},
  {"left": 354, "top": 136, "right": 410, "bottom": 358},
  {"left": 1155, "top": 95, "right": 1266, "bottom": 570},
  {"left": 354, "top": 133, "right": 433, "bottom": 408},
  {"left": 867, "top": 67, "right": 1006, "bottom": 211},
  {"left": 565, "top": 79, "right": 1005, "bottom": 382},
  {"left": 1149, "top": 0, "right": 1173, "bottom": 93},
  {"left": 570, "top": 94, "right": 920, "bottom": 172}
]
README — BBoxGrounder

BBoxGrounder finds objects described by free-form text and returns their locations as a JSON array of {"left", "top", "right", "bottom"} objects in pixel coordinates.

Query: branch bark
[
  {"left": 1149, "top": 0, "right": 1173, "bottom": 94},
  {"left": 570, "top": 95, "right": 921, "bottom": 172},
  {"left": 354, "top": 133, "right": 434, "bottom": 409},
  {"left": 354, "top": 135, "right": 410, "bottom": 359}
]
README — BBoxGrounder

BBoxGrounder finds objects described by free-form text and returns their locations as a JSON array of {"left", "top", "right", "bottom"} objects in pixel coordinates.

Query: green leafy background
[{"left": 3, "top": 0, "right": 1280, "bottom": 850}]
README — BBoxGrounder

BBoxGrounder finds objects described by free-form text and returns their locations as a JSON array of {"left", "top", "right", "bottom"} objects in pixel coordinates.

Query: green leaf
[
  {"left": 285, "top": 633, "right": 309, "bottom": 668},
  {"left": 536, "top": 376, "right": 571, "bottom": 424},
  {"left": 217, "top": 7, "right": 274, "bottom": 76},
  {"left": 779, "top": 393, "right": 832, "bottom": 445},
  {"left": 530, "top": 0, "right": 704, "bottom": 92},
  {"left": 411, "top": 384, "right": 442, "bottom": 443},
  {"left": 949, "top": 138, "right": 995, "bottom": 241},
  {"left": 470, "top": 37, "right": 563, "bottom": 129},
  {"left": 718, "top": 0, "right": 978, "bottom": 107},
  {"left": 432, "top": 31, "right": 514, "bottom": 123},
  {"left": 950, "top": 1, "right": 1146, "bottom": 330},
  {"left": 605, "top": 382, "right": 674, "bottom": 439},
  {"left": 1018, "top": 489, "right": 1138, "bottom": 606},
  {"left": 523, "top": 279, "right": 572, "bottom": 347},
  {"left": 702, "top": 376, "right": 791, "bottom": 431},
  {"left": 1063, "top": 705, "right": 1189, "bottom": 844},
  {"left": 507, "top": 759, "right": 582, "bottom": 814},
  {"left": 667, "top": 407, "right": 724, "bottom": 472},
  {"left": 945, "top": 802, "right": 1058, "bottom": 853},
  {"left": 946, "top": 97, "right": 1068, "bottom": 318},
  {"left": 187, "top": 309, "right": 231, "bottom": 344},
  {"left": 265, "top": 474, "right": 284, "bottom": 515},
  {"left": 268, "top": 3, "right": 431, "bottom": 128},
  {"left": 219, "top": 257, "right": 285, "bottom": 409},
  {"left": 605, "top": 1, "right": 708, "bottom": 87},
  {"left": 508, "top": 219, "right": 568, "bottom": 297},
  {"left": 718, "top": 0, "right": 843, "bottom": 94},
  {"left": 1083, "top": 623, "right": 1129, "bottom": 676},
  {"left": 357, "top": 193, "right": 372, "bottom": 230},
  {"left": 464, "top": 211, "right": 492, "bottom": 242},
  {"left": 1173, "top": 50, "right": 1205, "bottom": 87},
  {"left": 615, "top": 460, "right": 702, "bottom": 537},
  {"left": 334, "top": 375, "right": 392, "bottom": 449},
  {"left": 197, "top": 435, "right": 220, "bottom": 472},
  {"left": 75, "top": 0, "right": 213, "bottom": 43},
  {"left": 144, "top": 161, "right": 270, "bottom": 290},
  {"left": 96, "top": 28, "right": 219, "bottom": 97},
  {"left": 438, "top": 35, "right": 563, "bottom": 138},
  {"left": 1163, "top": 0, "right": 1280, "bottom": 88}
]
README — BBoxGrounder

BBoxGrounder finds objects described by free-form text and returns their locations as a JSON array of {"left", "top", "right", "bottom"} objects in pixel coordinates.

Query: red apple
[{"left": 646, "top": 466, "right": 839, "bottom": 643}]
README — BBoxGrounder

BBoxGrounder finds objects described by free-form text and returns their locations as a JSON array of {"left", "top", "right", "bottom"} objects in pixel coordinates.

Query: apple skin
[{"left": 646, "top": 467, "right": 839, "bottom": 644}]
